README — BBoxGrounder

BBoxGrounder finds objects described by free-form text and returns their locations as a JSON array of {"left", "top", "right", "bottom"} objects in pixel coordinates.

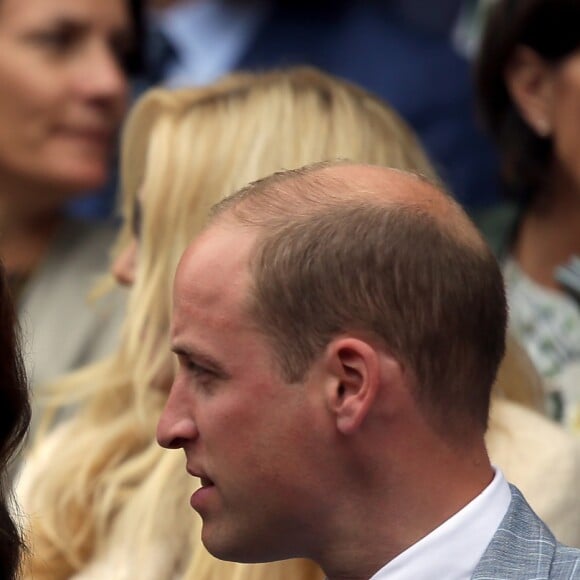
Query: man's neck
[{"left": 320, "top": 438, "right": 493, "bottom": 580}]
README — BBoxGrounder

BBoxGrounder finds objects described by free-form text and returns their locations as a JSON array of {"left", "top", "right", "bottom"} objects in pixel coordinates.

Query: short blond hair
[{"left": 212, "top": 161, "right": 507, "bottom": 438}]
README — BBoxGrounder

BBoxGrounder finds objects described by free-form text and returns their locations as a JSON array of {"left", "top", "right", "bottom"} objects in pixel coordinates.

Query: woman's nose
[{"left": 111, "top": 240, "right": 137, "bottom": 286}]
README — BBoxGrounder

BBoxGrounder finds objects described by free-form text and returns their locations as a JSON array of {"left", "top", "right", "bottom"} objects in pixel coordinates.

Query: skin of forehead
[
  {"left": 177, "top": 223, "right": 256, "bottom": 301},
  {"left": 0, "top": 0, "right": 123, "bottom": 18}
]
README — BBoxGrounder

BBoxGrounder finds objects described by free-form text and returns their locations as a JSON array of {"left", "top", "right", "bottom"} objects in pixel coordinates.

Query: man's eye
[
  {"left": 183, "top": 359, "right": 215, "bottom": 383},
  {"left": 187, "top": 361, "right": 208, "bottom": 375},
  {"left": 174, "top": 352, "right": 225, "bottom": 386}
]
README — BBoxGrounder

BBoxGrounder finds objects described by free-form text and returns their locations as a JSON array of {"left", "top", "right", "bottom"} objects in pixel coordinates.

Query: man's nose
[{"left": 156, "top": 384, "right": 199, "bottom": 449}]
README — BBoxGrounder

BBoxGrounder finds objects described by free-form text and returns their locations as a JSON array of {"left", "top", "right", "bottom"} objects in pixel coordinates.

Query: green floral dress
[{"left": 504, "top": 259, "right": 580, "bottom": 435}]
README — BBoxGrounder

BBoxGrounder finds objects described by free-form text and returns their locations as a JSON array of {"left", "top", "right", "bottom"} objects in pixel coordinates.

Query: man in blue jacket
[{"left": 143, "top": 0, "right": 500, "bottom": 210}]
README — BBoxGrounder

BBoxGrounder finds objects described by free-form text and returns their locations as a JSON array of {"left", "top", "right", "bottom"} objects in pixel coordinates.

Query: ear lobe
[
  {"left": 504, "top": 46, "right": 554, "bottom": 137},
  {"left": 325, "top": 339, "right": 380, "bottom": 435}
]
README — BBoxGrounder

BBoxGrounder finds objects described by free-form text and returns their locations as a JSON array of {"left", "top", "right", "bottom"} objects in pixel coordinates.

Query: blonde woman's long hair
[{"left": 20, "top": 67, "right": 523, "bottom": 579}]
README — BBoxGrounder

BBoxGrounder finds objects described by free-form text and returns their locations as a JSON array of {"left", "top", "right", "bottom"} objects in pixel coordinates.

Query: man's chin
[{"left": 202, "top": 528, "right": 286, "bottom": 565}]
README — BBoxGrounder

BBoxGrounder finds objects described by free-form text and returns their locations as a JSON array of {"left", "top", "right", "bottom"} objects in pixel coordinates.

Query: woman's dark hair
[
  {"left": 475, "top": 0, "right": 580, "bottom": 201},
  {"left": 0, "top": 263, "right": 30, "bottom": 580}
]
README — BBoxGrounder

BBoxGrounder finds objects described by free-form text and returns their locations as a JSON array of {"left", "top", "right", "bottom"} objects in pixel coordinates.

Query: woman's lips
[{"left": 57, "top": 127, "right": 114, "bottom": 147}]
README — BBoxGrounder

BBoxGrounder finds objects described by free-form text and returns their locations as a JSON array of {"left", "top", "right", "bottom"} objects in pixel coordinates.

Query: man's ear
[
  {"left": 504, "top": 46, "right": 554, "bottom": 137},
  {"left": 323, "top": 338, "right": 400, "bottom": 435}
]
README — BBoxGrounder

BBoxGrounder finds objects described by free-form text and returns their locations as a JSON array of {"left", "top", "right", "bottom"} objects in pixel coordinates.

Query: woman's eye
[
  {"left": 109, "top": 35, "right": 134, "bottom": 72},
  {"left": 131, "top": 202, "right": 142, "bottom": 239},
  {"left": 29, "top": 28, "right": 79, "bottom": 52}
]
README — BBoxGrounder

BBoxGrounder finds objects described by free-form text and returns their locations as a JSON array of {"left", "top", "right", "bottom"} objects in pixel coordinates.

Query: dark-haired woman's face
[
  {"left": 547, "top": 50, "right": 580, "bottom": 188},
  {"left": 0, "top": 0, "right": 131, "bottom": 202}
]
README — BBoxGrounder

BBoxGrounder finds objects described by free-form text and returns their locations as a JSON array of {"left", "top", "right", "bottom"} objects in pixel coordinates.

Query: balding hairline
[{"left": 211, "top": 161, "right": 488, "bottom": 262}]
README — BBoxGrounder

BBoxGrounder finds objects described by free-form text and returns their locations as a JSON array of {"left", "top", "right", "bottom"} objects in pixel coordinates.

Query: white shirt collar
[
  {"left": 153, "top": 0, "right": 267, "bottom": 87},
  {"left": 369, "top": 468, "right": 511, "bottom": 580}
]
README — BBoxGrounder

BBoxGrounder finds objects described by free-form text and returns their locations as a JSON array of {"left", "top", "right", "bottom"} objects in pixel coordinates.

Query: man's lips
[
  {"left": 188, "top": 469, "right": 216, "bottom": 512},
  {"left": 200, "top": 476, "right": 214, "bottom": 488},
  {"left": 187, "top": 467, "right": 215, "bottom": 488}
]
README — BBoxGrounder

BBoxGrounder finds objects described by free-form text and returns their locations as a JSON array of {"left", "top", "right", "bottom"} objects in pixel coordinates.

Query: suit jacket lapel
[{"left": 472, "top": 485, "right": 557, "bottom": 579}]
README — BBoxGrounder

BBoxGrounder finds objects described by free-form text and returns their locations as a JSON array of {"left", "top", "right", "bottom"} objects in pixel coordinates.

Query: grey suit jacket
[
  {"left": 473, "top": 486, "right": 580, "bottom": 579},
  {"left": 18, "top": 218, "right": 126, "bottom": 443}
]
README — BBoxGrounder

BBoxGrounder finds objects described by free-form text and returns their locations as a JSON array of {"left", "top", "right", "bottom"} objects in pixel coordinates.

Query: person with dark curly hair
[
  {"left": 475, "top": 0, "right": 580, "bottom": 433},
  {"left": 0, "top": 261, "right": 31, "bottom": 580}
]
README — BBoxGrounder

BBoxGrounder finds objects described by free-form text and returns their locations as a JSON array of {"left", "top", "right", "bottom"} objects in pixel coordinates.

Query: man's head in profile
[{"left": 157, "top": 161, "right": 577, "bottom": 580}]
